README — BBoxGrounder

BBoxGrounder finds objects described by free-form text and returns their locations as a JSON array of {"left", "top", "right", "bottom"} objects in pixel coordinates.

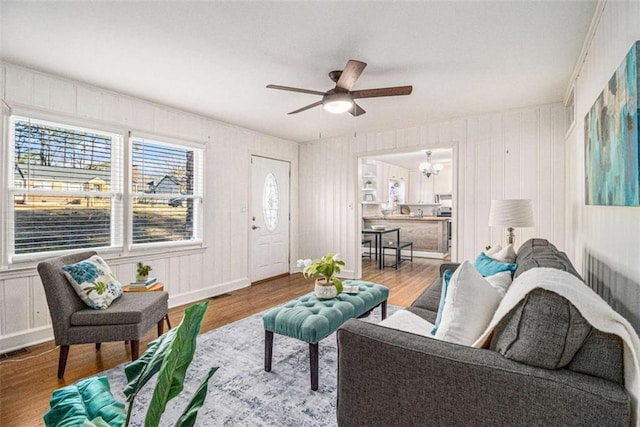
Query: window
[
  {"left": 9, "top": 117, "right": 122, "bottom": 257},
  {"left": 130, "top": 137, "right": 203, "bottom": 246},
  {"left": 262, "top": 173, "right": 279, "bottom": 232},
  {"left": 6, "top": 115, "right": 204, "bottom": 262}
]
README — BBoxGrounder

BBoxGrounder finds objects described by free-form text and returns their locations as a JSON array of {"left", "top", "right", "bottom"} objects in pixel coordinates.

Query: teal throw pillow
[
  {"left": 62, "top": 255, "right": 123, "bottom": 309},
  {"left": 474, "top": 252, "right": 517, "bottom": 278},
  {"left": 44, "top": 376, "right": 126, "bottom": 427},
  {"left": 431, "top": 269, "right": 453, "bottom": 335}
]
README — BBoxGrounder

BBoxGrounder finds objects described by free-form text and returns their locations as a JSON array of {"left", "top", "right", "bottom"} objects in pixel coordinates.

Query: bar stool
[
  {"left": 362, "top": 238, "right": 372, "bottom": 259},
  {"left": 382, "top": 241, "right": 413, "bottom": 269}
]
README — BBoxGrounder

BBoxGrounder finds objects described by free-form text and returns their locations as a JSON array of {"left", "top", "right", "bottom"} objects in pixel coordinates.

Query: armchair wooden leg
[
  {"left": 157, "top": 319, "right": 164, "bottom": 336},
  {"left": 95, "top": 343, "right": 101, "bottom": 350},
  {"left": 58, "top": 345, "right": 70, "bottom": 378},
  {"left": 130, "top": 340, "right": 139, "bottom": 361}
]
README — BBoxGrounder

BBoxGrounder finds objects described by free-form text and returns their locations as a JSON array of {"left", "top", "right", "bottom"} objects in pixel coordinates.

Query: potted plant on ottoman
[{"left": 297, "top": 253, "right": 345, "bottom": 299}]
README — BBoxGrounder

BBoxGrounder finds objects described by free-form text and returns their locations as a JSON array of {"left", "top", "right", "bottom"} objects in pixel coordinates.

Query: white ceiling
[{"left": 0, "top": 1, "right": 595, "bottom": 143}]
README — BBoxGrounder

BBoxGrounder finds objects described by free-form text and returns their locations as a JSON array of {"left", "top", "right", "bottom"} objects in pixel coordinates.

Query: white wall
[
  {"left": 299, "top": 104, "right": 565, "bottom": 277},
  {"left": 0, "top": 63, "right": 299, "bottom": 352},
  {"left": 565, "top": 1, "right": 640, "bottom": 330}
]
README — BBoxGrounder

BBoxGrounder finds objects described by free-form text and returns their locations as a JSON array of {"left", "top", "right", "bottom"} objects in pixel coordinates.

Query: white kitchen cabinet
[
  {"left": 408, "top": 170, "right": 421, "bottom": 203},
  {"left": 361, "top": 161, "right": 378, "bottom": 203},
  {"left": 433, "top": 165, "right": 453, "bottom": 195}
]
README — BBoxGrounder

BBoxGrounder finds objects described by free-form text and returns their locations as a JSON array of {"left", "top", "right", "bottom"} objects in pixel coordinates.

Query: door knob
[{"left": 252, "top": 225, "right": 260, "bottom": 230}]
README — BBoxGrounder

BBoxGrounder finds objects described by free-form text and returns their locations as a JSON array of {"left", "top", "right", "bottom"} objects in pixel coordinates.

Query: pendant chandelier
[{"left": 419, "top": 150, "right": 444, "bottom": 178}]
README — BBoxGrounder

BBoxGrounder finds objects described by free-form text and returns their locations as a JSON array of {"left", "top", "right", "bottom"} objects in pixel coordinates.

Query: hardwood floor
[{"left": 0, "top": 256, "right": 441, "bottom": 426}]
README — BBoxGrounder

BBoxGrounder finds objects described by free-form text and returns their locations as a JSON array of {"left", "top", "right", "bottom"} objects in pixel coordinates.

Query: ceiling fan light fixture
[{"left": 322, "top": 92, "right": 354, "bottom": 114}]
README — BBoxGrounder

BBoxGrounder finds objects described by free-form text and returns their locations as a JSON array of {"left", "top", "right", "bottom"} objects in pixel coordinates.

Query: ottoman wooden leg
[
  {"left": 265, "top": 331, "right": 273, "bottom": 372},
  {"left": 381, "top": 300, "right": 387, "bottom": 320},
  {"left": 310, "top": 342, "right": 319, "bottom": 391}
]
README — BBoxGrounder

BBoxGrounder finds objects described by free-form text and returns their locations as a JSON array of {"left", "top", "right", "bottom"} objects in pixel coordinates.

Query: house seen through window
[
  {"left": 130, "top": 138, "right": 203, "bottom": 245},
  {"left": 10, "top": 117, "right": 120, "bottom": 256},
  {"left": 7, "top": 116, "right": 203, "bottom": 262}
]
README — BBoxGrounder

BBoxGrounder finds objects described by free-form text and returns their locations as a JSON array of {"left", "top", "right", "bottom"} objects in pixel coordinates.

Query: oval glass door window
[{"left": 263, "top": 173, "right": 279, "bottom": 232}]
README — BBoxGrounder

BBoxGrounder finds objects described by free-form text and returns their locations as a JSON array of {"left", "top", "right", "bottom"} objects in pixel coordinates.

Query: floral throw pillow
[{"left": 62, "top": 255, "right": 123, "bottom": 309}]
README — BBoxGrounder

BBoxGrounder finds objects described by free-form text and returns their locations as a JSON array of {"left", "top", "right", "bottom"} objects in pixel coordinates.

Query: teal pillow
[
  {"left": 474, "top": 252, "right": 517, "bottom": 277},
  {"left": 44, "top": 376, "right": 126, "bottom": 427},
  {"left": 431, "top": 269, "right": 453, "bottom": 335}
]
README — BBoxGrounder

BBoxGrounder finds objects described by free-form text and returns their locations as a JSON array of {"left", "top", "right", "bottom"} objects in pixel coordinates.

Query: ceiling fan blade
[
  {"left": 266, "top": 84, "right": 326, "bottom": 96},
  {"left": 336, "top": 60, "right": 367, "bottom": 91},
  {"left": 288, "top": 100, "right": 323, "bottom": 115},
  {"left": 350, "top": 102, "right": 366, "bottom": 117},
  {"left": 351, "top": 86, "right": 413, "bottom": 99}
]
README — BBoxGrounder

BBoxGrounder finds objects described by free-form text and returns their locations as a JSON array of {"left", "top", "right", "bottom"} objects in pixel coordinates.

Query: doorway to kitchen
[{"left": 357, "top": 146, "right": 457, "bottom": 277}]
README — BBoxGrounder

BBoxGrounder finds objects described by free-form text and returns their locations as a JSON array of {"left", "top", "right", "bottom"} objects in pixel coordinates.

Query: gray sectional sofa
[{"left": 336, "top": 239, "right": 630, "bottom": 426}]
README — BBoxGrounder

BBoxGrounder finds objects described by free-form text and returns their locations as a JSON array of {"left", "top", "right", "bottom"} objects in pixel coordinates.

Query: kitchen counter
[
  {"left": 363, "top": 216, "right": 449, "bottom": 257},
  {"left": 363, "top": 215, "right": 449, "bottom": 222}
]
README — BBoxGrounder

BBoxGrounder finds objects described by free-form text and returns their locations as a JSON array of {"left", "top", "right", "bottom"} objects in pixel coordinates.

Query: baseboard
[
  {"left": 339, "top": 269, "right": 356, "bottom": 279},
  {"left": 0, "top": 278, "right": 251, "bottom": 355},
  {"left": 362, "top": 249, "right": 448, "bottom": 259},
  {"left": 0, "top": 325, "right": 54, "bottom": 355},
  {"left": 168, "top": 278, "right": 250, "bottom": 307}
]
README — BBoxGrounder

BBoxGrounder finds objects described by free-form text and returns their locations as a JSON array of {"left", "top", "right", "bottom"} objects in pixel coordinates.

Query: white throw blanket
[{"left": 473, "top": 267, "right": 640, "bottom": 425}]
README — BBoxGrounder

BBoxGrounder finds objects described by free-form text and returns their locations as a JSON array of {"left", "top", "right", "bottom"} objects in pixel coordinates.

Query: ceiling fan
[{"left": 266, "top": 59, "right": 413, "bottom": 116}]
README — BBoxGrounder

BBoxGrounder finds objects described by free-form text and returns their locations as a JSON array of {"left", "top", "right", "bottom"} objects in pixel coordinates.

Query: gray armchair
[{"left": 37, "top": 251, "right": 169, "bottom": 378}]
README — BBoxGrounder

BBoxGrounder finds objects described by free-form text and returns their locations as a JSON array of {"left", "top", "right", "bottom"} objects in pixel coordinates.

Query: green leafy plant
[
  {"left": 136, "top": 262, "right": 152, "bottom": 277},
  {"left": 44, "top": 302, "right": 216, "bottom": 427},
  {"left": 297, "top": 252, "right": 345, "bottom": 294}
]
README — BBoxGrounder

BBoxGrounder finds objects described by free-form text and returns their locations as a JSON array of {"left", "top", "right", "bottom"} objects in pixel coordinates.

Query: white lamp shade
[
  {"left": 488, "top": 199, "right": 534, "bottom": 227},
  {"left": 418, "top": 162, "right": 431, "bottom": 173}
]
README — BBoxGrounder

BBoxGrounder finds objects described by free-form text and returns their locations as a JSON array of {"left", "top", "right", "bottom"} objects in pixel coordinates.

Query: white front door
[{"left": 250, "top": 155, "right": 290, "bottom": 282}]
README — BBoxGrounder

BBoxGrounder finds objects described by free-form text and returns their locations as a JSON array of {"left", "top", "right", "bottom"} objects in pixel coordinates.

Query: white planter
[{"left": 314, "top": 279, "right": 337, "bottom": 299}]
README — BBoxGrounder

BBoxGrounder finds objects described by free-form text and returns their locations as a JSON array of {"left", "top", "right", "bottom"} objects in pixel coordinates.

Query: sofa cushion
[
  {"left": 490, "top": 288, "right": 592, "bottom": 369},
  {"left": 515, "top": 239, "right": 581, "bottom": 279},
  {"left": 566, "top": 329, "right": 624, "bottom": 384},
  {"left": 411, "top": 278, "right": 442, "bottom": 312},
  {"left": 70, "top": 292, "right": 168, "bottom": 326}
]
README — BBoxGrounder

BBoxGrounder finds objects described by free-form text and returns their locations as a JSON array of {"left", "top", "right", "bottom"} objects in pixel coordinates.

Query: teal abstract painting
[{"left": 585, "top": 41, "right": 640, "bottom": 206}]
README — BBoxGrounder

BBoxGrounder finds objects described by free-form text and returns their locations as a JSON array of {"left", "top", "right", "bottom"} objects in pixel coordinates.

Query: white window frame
[
  {"left": 4, "top": 113, "right": 205, "bottom": 266},
  {"left": 127, "top": 134, "right": 204, "bottom": 251},
  {"left": 7, "top": 116, "right": 124, "bottom": 264}
]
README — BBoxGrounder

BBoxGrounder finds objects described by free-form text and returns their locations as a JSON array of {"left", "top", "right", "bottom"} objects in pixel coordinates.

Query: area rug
[{"left": 101, "top": 304, "right": 398, "bottom": 426}]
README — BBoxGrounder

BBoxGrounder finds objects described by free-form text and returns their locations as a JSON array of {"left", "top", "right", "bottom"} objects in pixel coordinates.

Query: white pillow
[
  {"left": 435, "top": 261, "right": 502, "bottom": 346},
  {"left": 489, "top": 244, "right": 517, "bottom": 263},
  {"left": 485, "top": 271, "right": 512, "bottom": 297},
  {"left": 485, "top": 245, "right": 502, "bottom": 256}
]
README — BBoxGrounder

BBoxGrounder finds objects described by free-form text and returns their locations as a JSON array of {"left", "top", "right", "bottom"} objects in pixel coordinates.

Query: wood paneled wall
[
  {"left": 299, "top": 104, "right": 565, "bottom": 278},
  {"left": 565, "top": 2, "right": 640, "bottom": 304},
  {"left": 0, "top": 63, "right": 299, "bottom": 352}
]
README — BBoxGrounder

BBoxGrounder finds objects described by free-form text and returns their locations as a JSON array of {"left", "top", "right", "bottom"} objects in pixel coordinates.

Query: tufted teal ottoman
[{"left": 263, "top": 280, "right": 389, "bottom": 390}]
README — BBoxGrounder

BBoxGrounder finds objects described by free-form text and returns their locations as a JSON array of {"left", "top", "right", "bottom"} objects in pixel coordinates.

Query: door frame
[
  {"left": 354, "top": 141, "right": 459, "bottom": 279},
  {"left": 248, "top": 153, "right": 292, "bottom": 283}
]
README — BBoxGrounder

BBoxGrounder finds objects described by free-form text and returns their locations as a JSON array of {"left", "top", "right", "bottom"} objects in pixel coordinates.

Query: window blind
[
  {"left": 9, "top": 117, "right": 123, "bottom": 257},
  {"left": 130, "top": 137, "right": 203, "bottom": 245}
]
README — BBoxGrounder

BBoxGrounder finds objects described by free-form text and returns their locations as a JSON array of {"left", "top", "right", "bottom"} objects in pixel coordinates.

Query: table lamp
[{"left": 488, "top": 199, "right": 534, "bottom": 245}]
